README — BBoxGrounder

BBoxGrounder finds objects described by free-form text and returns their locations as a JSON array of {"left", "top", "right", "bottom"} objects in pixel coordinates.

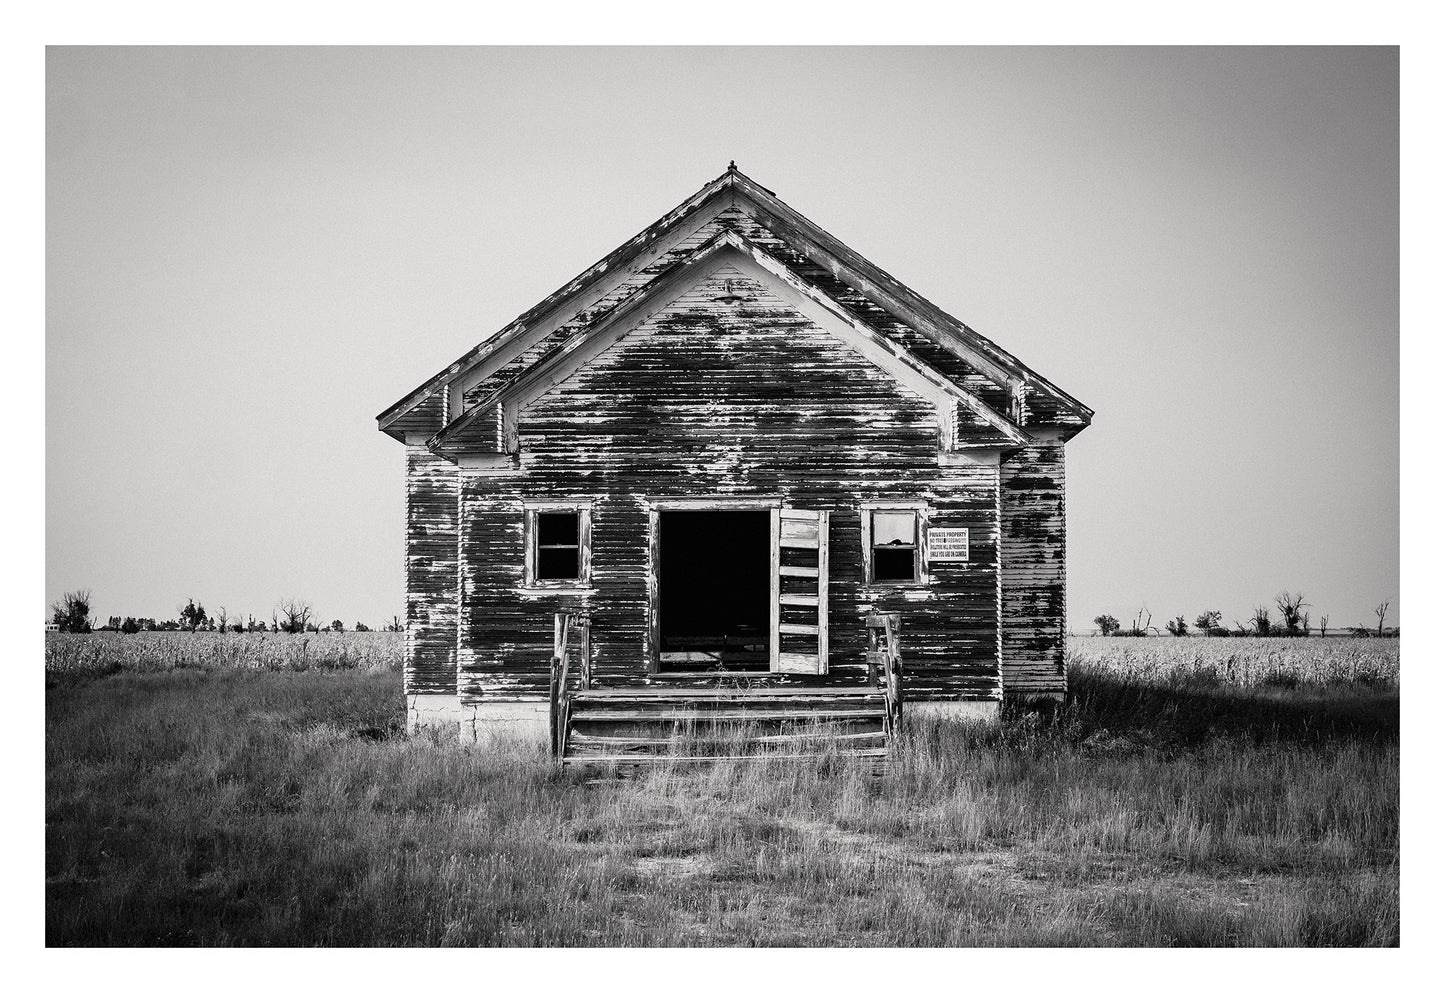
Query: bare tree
[
  {"left": 276, "top": 598, "right": 314, "bottom": 634},
  {"left": 216, "top": 605, "right": 230, "bottom": 635},
  {"left": 1319, "top": 614, "right": 1329, "bottom": 637},
  {"left": 1128, "top": 605, "right": 1155, "bottom": 637},
  {"left": 1274, "top": 592, "right": 1308, "bottom": 636},
  {"left": 1249, "top": 605, "right": 1272, "bottom": 636},
  {"left": 1374, "top": 600, "right": 1390, "bottom": 637}
]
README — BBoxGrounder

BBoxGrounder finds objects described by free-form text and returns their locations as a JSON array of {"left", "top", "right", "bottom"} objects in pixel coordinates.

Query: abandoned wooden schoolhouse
[{"left": 377, "top": 165, "right": 1091, "bottom": 764}]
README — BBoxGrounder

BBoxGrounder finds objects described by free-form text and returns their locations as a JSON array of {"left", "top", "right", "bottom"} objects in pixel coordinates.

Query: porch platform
[{"left": 548, "top": 611, "right": 905, "bottom": 768}]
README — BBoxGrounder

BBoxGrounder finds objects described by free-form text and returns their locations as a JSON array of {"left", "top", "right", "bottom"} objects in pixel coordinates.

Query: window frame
[
  {"left": 523, "top": 500, "right": 592, "bottom": 589},
  {"left": 860, "top": 501, "right": 928, "bottom": 587}
]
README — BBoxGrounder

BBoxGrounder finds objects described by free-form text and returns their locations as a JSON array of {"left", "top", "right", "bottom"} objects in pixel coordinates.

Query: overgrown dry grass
[{"left": 45, "top": 636, "right": 1398, "bottom": 946}]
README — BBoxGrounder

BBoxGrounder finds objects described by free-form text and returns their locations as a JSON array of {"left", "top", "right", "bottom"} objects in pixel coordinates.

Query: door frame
[{"left": 643, "top": 496, "right": 783, "bottom": 674}]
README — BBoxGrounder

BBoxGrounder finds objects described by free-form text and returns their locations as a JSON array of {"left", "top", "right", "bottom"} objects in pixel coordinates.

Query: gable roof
[
  {"left": 378, "top": 165, "right": 1092, "bottom": 450},
  {"left": 431, "top": 236, "right": 1035, "bottom": 460}
]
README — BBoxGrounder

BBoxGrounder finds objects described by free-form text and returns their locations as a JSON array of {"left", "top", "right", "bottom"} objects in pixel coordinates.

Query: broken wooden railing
[
  {"left": 549, "top": 611, "right": 591, "bottom": 766},
  {"left": 866, "top": 611, "right": 903, "bottom": 736}
]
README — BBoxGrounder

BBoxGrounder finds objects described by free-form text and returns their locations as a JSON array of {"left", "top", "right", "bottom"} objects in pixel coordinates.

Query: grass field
[{"left": 45, "top": 634, "right": 1398, "bottom": 946}]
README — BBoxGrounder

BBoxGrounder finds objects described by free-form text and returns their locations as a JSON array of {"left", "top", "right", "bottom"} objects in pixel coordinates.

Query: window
[
  {"left": 862, "top": 505, "right": 925, "bottom": 585},
  {"left": 525, "top": 503, "right": 591, "bottom": 587},
  {"left": 537, "top": 512, "right": 580, "bottom": 579}
]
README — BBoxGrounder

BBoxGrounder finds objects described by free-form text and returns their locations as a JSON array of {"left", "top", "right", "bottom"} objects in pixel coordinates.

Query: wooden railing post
[
  {"left": 888, "top": 613, "right": 903, "bottom": 733},
  {"left": 579, "top": 618, "right": 592, "bottom": 691},
  {"left": 548, "top": 648, "right": 562, "bottom": 766},
  {"left": 550, "top": 612, "right": 576, "bottom": 767},
  {"left": 867, "top": 611, "right": 903, "bottom": 738},
  {"left": 549, "top": 612, "right": 592, "bottom": 766}
]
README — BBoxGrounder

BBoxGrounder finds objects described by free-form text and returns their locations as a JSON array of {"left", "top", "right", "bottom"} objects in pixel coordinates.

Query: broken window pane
[
  {"left": 870, "top": 508, "right": 919, "bottom": 583},
  {"left": 871, "top": 510, "right": 915, "bottom": 547}
]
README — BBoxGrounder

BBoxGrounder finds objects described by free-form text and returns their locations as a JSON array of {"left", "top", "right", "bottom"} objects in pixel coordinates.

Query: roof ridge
[{"left": 379, "top": 168, "right": 1091, "bottom": 437}]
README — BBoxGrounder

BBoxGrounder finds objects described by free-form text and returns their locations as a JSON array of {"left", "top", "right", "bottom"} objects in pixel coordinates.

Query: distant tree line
[
  {"left": 51, "top": 589, "right": 405, "bottom": 635},
  {"left": 1093, "top": 595, "right": 1397, "bottom": 638}
]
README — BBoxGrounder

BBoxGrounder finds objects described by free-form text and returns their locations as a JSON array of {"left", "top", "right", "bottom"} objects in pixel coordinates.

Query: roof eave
[
  {"left": 726, "top": 169, "right": 1093, "bottom": 425},
  {"left": 376, "top": 167, "right": 741, "bottom": 429}
]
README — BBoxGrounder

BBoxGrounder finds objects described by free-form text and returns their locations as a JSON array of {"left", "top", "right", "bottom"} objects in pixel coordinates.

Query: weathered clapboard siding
[
  {"left": 724, "top": 172, "right": 1090, "bottom": 429},
  {"left": 703, "top": 209, "right": 1019, "bottom": 418},
  {"left": 405, "top": 444, "right": 459, "bottom": 696},
  {"left": 999, "top": 444, "right": 1067, "bottom": 695},
  {"left": 456, "top": 266, "right": 1003, "bottom": 704},
  {"left": 722, "top": 211, "right": 1078, "bottom": 432}
]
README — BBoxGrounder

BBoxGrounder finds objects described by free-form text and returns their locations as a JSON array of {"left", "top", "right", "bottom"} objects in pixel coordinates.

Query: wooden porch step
[
  {"left": 569, "top": 730, "right": 888, "bottom": 748},
  {"left": 570, "top": 694, "right": 883, "bottom": 708},
  {"left": 567, "top": 732, "right": 888, "bottom": 756},
  {"left": 562, "top": 748, "right": 891, "bottom": 766},
  {"left": 569, "top": 708, "right": 885, "bottom": 723},
  {"left": 571, "top": 686, "right": 883, "bottom": 699}
]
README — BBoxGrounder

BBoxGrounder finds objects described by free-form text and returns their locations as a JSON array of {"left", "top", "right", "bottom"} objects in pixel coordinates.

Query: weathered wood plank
[
  {"left": 999, "top": 444, "right": 1066, "bottom": 696},
  {"left": 776, "top": 652, "right": 821, "bottom": 674},
  {"left": 405, "top": 444, "right": 458, "bottom": 696},
  {"left": 563, "top": 750, "right": 891, "bottom": 765}
]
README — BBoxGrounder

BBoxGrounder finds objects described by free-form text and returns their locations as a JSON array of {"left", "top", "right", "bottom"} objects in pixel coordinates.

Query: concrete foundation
[
  {"left": 459, "top": 700, "right": 550, "bottom": 746},
  {"left": 406, "top": 693, "right": 462, "bottom": 734}
]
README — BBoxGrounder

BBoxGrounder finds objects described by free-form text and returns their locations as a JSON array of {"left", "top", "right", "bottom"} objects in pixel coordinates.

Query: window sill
[{"left": 520, "top": 584, "right": 594, "bottom": 595}]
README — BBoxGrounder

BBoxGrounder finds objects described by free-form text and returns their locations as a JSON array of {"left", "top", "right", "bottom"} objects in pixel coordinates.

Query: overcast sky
[{"left": 46, "top": 46, "right": 1398, "bottom": 631}]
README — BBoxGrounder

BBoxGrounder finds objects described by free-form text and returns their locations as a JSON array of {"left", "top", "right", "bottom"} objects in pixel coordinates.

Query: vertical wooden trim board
[
  {"left": 647, "top": 508, "right": 661, "bottom": 673},
  {"left": 817, "top": 509, "right": 830, "bottom": 674},
  {"left": 768, "top": 506, "right": 781, "bottom": 671}
]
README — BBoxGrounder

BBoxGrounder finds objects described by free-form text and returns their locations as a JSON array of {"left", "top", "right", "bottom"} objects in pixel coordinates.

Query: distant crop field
[
  {"left": 45, "top": 634, "right": 1398, "bottom": 946},
  {"left": 45, "top": 630, "right": 403, "bottom": 687},
  {"left": 1068, "top": 635, "right": 1400, "bottom": 690}
]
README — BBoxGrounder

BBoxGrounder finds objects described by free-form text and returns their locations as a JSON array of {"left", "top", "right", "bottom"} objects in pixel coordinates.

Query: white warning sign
[{"left": 928, "top": 527, "right": 970, "bottom": 562}]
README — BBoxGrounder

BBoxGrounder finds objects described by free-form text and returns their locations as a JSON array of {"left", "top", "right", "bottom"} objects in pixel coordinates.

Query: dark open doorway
[{"left": 658, "top": 510, "right": 771, "bottom": 670}]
